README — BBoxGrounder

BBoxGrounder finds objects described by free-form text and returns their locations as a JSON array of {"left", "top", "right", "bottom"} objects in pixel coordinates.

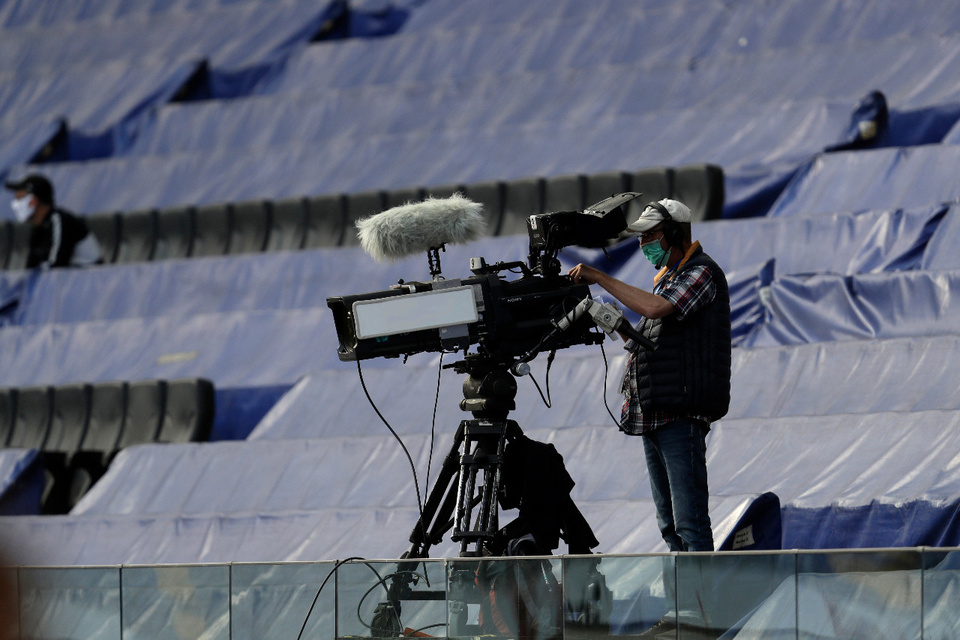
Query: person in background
[{"left": 5, "top": 173, "right": 102, "bottom": 269}]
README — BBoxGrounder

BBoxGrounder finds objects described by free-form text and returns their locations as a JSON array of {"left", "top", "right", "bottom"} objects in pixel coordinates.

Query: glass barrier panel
[
  {"left": 337, "top": 559, "right": 447, "bottom": 639},
  {"left": 921, "top": 548, "right": 960, "bottom": 639},
  {"left": 447, "top": 557, "right": 562, "bottom": 640},
  {"left": 796, "top": 549, "right": 922, "bottom": 639},
  {"left": 676, "top": 551, "right": 796, "bottom": 639},
  {"left": 231, "top": 562, "right": 336, "bottom": 640},
  {"left": 19, "top": 566, "right": 120, "bottom": 640},
  {"left": 121, "top": 564, "right": 229, "bottom": 640},
  {"left": 563, "top": 554, "right": 675, "bottom": 637}
]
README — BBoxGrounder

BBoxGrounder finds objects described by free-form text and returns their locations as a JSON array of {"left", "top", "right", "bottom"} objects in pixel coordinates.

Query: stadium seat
[
  {"left": 192, "top": 203, "right": 231, "bottom": 257},
  {"left": 115, "top": 209, "right": 157, "bottom": 264},
  {"left": 342, "top": 190, "right": 387, "bottom": 247},
  {"left": 67, "top": 382, "right": 128, "bottom": 510},
  {"left": 154, "top": 206, "right": 194, "bottom": 260},
  {"left": 543, "top": 173, "right": 586, "bottom": 212},
  {"left": 85, "top": 212, "right": 120, "bottom": 264},
  {"left": 118, "top": 380, "right": 165, "bottom": 449},
  {"left": 9, "top": 385, "right": 52, "bottom": 450},
  {"left": 629, "top": 167, "right": 673, "bottom": 203},
  {"left": 673, "top": 163, "right": 725, "bottom": 222},
  {"left": 228, "top": 200, "right": 271, "bottom": 255},
  {"left": 0, "top": 222, "right": 11, "bottom": 270},
  {"left": 385, "top": 186, "right": 425, "bottom": 208},
  {"left": 501, "top": 177, "right": 544, "bottom": 236},
  {"left": 628, "top": 167, "right": 674, "bottom": 226},
  {"left": 585, "top": 171, "right": 630, "bottom": 209},
  {"left": 157, "top": 378, "right": 215, "bottom": 444},
  {"left": 266, "top": 197, "right": 307, "bottom": 252},
  {"left": 46, "top": 383, "right": 91, "bottom": 460},
  {"left": 79, "top": 382, "right": 127, "bottom": 461},
  {"left": 5, "top": 221, "right": 31, "bottom": 271},
  {"left": 0, "top": 388, "right": 15, "bottom": 447},
  {"left": 43, "top": 383, "right": 92, "bottom": 513},
  {"left": 462, "top": 180, "right": 505, "bottom": 236},
  {"left": 303, "top": 194, "right": 347, "bottom": 248}
]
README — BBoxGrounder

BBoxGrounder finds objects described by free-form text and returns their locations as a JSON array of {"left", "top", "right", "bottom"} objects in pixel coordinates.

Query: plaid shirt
[{"left": 620, "top": 257, "right": 717, "bottom": 436}]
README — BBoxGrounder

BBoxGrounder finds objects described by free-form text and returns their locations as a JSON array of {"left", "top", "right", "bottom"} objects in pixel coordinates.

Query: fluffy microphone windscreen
[{"left": 356, "top": 193, "right": 486, "bottom": 262}]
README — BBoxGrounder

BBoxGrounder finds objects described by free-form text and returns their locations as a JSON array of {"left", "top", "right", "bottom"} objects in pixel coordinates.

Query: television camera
[
  {"left": 327, "top": 191, "right": 651, "bottom": 370},
  {"left": 325, "top": 193, "right": 644, "bottom": 637}
]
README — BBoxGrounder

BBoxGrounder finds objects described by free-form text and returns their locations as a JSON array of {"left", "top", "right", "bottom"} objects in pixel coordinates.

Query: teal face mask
[{"left": 641, "top": 238, "right": 668, "bottom": 268}]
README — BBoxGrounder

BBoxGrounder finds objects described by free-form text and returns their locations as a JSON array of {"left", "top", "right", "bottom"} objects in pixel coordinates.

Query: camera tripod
[
  {"left": 371, "top": 352, "right": 605, "bottom": 638},
  {"left": 405, "top": 353, "right": 523, "bottom": 559}
]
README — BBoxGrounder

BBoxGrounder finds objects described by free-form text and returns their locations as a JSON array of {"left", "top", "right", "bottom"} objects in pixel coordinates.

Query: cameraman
[{"left": 569, "top": 199, "right": 730, "bottom": 552}]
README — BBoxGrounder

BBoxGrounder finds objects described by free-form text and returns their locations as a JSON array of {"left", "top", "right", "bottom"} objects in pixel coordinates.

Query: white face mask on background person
[{"left": 11, "top": 194, "right": 36, "bottom": 223}]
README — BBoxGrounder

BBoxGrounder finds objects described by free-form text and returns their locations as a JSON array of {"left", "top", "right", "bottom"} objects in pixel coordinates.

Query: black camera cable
[
  {"left": 526, "top": 349, "right": 556, "bottom": 408},
  {"left": 356, "top": 358, "right": 427, "bottom": 544},
  {"left": 598, "top": 340, "right": 621, "bottom": 426},
  {"left": 295, "top": 556, "right": 363, "bottom": 640},
  {"left": 296, "top": 351, "right": 447, "bottom": 640}
]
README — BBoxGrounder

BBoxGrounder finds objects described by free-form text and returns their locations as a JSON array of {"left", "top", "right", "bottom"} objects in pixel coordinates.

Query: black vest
[{"left": 631, "top": 248, "right": 731, "bottom": 421}]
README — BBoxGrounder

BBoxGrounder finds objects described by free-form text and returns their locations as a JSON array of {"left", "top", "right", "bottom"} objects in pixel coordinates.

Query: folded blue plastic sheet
[
  {"left": 0, "top": 118, "right": 62, "bottom": 188},
  {"left": 0, "top": 271, "right": 33, "bottom": 327},
  {"left": 0, "top": 1, "right": 337, "bottom": 75},
  {"left": 0, "top": 307, "right": 341, "bottom": 388},
  {"left": 0, "top": 60, "right": 199, "bottom": 141},
  {"left": 55, "top": 429, "right": 765, "bottom": 562},
  {"left": 3, "top": 328, "right": 960, "bottom": 561},
  {"left": 11, "top": 237, "right": 531, "bottom": 326},
  {"left": 0, "top": 493, "right": 760, "bottom": 564},
  {"left": 922, "top": 203, "right": 960, "bottom": 270},
  {"left": 18, "top": 99, "right": 850, "bottom": 215},
  {"left": 728, "top": 336, "right": 960, "bottom": 420},
  {"left": 0, "top": 1, "right": 342, "bottom": 164},
  {"left": 701, "top": 203, "right": 951, "bottom": 276},
  {"left": 770, "top": 145, "right": 960, "bottom": 217},
  {"left": 15, "top": 2, "right": 960, "bottom": 215},
  {"left": 0, "top": 449, "right": 43, "bottom": 516},
  {"left": 5, "top": 0, "right": 960, "bottom": 218},
  {"left": 946, "top": 118, "right": 960, "bottom": 144},
  {"left": 56, "top": 402, "right": 960, "bottom": 559},
  {"left": 743, "top": 269, "right": 960, "bottom": 348},
  {"left": 251, "top": 335, "right": 960, "bottom": 443},
  {"left": 401, "top": 0, "right": 960, "bottom": 67}
]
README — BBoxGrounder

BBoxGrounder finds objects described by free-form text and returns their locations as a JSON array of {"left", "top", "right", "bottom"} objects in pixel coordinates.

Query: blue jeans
[{"left": 642, "top": 417, "right": 714, "bottom": 552}]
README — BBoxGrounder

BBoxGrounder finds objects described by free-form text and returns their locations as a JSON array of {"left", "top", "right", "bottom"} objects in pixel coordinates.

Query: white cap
[{"left": 626, "top": 198, "right": 691, "bottom": 233}]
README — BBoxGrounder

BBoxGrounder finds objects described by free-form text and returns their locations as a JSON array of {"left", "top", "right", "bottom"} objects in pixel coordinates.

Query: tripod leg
[{"left": 405, "top": 423, "right": 465, "bottom": 558}]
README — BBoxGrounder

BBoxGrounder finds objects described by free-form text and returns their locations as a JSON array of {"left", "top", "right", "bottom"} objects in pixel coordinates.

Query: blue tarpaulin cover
[
  {"left": 2, "top": 0, "right": 960, "bottom": 575},
  {"left": 5, "top": 0, "right": 960, "bottom": 217},
  {"left": 769, "top": 145, "right": 960, "bottom": 217}
]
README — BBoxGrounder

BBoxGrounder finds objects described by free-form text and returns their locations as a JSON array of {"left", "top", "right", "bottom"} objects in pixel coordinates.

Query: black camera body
[
  {"left": 328, "top": 270, "right": 599, "bottom": 362},
  {"left": 326, "top": 192, "right": 641, "bottom": 364}
]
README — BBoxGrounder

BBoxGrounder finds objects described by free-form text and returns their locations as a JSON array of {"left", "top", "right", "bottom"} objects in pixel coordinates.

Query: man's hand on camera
[{"left": 569, "top": 263, "right": 601, "bottom": 285}]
